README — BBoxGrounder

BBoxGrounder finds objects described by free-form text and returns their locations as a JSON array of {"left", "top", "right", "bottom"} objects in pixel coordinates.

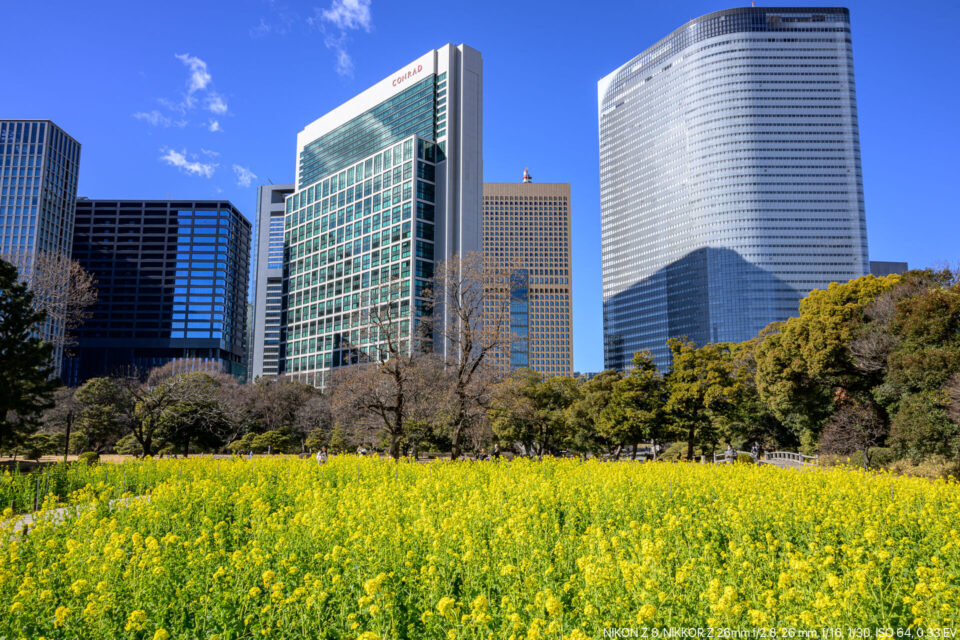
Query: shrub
[
  {"left": 868, "top": 447, "right": 895, "bottom": 468},
  {"left": 114, "top": 434, "right": 141, "bottom": 456},
  {"left": 888, "top": 455, "right": 960, "bottom": 480},
  {"left": 736, "top": 452, "right": 754, "bottom": 464},
  {"left": 227, "top": 433, "right": 255, "bottom": 454},
  {"left": 77, "top": 451, "right": 99, "bottom": 465},
  {"left": 660, "top": 442, "right": 687, "bottom": 461},
  {"left": 251, "top": 430, "right": 294, "bottom": 454}
]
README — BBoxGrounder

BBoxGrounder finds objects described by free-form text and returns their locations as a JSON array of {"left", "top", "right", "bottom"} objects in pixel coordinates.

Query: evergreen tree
[{"left": 0, "top": 258, "right": 57, "bottom": 451}]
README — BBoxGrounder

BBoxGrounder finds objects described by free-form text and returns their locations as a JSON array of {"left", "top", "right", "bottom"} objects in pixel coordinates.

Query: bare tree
[
  {"left": 948, "top": 373, "right": 960, "bottom": 424},
  {"left": 430, "top": 252, "right": 512, "bottom": 459},
  {"left": 4, "top": 250, "right": 98, "bottom": 358},
  {"left": 42, "top": 387, "right": 79, "bottom": 461},
  {"left": 819, "top": 398, "right": 886, "bottom": 467},
  {"left": 326, "top": 282, "right": 446, "bottom": 458}
]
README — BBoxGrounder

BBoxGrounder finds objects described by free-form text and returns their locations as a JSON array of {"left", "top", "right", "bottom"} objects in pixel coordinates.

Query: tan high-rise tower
[{"left": 482, "top": 172, "right": 572, "bottom": 376}]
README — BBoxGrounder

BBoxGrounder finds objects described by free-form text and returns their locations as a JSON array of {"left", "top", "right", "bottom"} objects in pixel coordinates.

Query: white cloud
[
  {"left": 312, "top": 0, "right": 372, "bottom": 77},
  {"left": 175, "top": 53, "right": 212, "bottom": 94},
  {"left": 133, "top": 110, "right": 186, "bottom": 128},
  {"left": 160, "top": 148, "right": 217, "bottom": 178},
  {"left": 206, "top": 92, "right": 228, "bottom": 115},
  {"left": 233, "top": 164, "right": 257, "bottom": 188},
  {"left": 200, "top": 148, "right": 220, "bottom": 157},
  {"left": 208, "top": 120, "right": 222, "bottom": 132},
  {"left": 321, "top": 0, "right": 371, "bottom": 31},
  {"left": 250, "top": 1, "right": 296, "bottom": 38}
]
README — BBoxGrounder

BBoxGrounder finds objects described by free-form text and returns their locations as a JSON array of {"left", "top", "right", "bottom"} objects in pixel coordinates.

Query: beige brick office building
[{"left": 482, "top": 171, "right": 572, "bottom": 376}]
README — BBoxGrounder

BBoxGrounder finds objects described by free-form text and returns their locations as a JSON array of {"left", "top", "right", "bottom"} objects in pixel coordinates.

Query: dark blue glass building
[
  {"left": 0, "top": 120, "right": 81, "bottom": 377},
  {"left": 64, "top": 199, "right": 250, "bottom": 385}
]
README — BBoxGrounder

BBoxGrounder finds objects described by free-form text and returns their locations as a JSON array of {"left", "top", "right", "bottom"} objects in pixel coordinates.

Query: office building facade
[
  {"left": 284, "top": 44, "right": 482, "bottom": 387},
  {"left": 0, "top": 120, "right": 81, "bottom": 377},
  {"left": 870, "top": 261, "right": 908, "bottom": 277},
  {"left": 483, "top": 172, "right": 572, "bottom": 377},
  {"left": 251, "top": 184, "right": 294, "bottom": 379},
  {"left": 598, "top": 7, "right": 869, "bottom": 369},
  {"left": 64, "top": 200, "right": 250, "bottom": 385}
]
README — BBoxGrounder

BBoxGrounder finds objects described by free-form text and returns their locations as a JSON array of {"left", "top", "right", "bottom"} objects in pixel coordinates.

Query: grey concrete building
[{"left": 251, "top": 184, "right": 294, "bottom": 379}]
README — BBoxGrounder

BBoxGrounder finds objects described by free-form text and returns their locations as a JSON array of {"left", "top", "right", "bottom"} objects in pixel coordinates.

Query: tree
[
  {"left": 42, "top": 387, "right": 80, "bottom": 462},
  {"left": 293, "top": 394, "right": 332, "bottom": 452},
  {"left": 948, "top": 373, "right": 960, "bottom": 425},
  {"left": 819, "top": 398, "right": 886, "bottom": 466},
  {"left": 565, "top": 370, "right": 622, "bottom": 457},
  {"left": 601, "top": 351, "right": 668, "bottom": 458},
  {"left": 153, "top": 372, "right": 233, "bottom": 456},
  {"left": 4, "top": 250, "right": 99, "bottom": 358},
  {"left": 236, "top": 377, "right": 316, "bottom": 437},
  {"left": 327, "top": 354, "right": 445, "bottom": 458},
  {"left": 888, "top": 391, "right": 959, "bottom": 462},
  {"left": 755, "top": 274, "right": 901, "bottom": 442},
  {"left": 664, "top": 338, "right": 743, "bottom": 460},
  {"left": 431, "top": 252, "right": 511, "bottom": 458},
  {"left": 489, "top": 369, "right": 576, "bottom": 457},
  {"left": 0, "top": 258, "right": 57, "bottom": 452},
  {"left": 74, "top": 377, "right": 136, "bottom": 453}
]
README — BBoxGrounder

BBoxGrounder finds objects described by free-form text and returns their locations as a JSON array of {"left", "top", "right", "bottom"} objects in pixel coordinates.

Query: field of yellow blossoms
[{"left": 1, "top": 457, "right": 959, "bottom": 639}]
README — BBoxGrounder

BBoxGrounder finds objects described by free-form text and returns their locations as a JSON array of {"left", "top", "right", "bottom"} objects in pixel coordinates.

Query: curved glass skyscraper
[{"left": 598, "top": 7, "right": 869, "bottom": 370}]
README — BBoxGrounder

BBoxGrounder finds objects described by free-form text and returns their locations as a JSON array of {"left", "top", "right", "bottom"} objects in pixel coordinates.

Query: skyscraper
[
  {"left": 64, "top": 199, "right": 250, "bottom": 385},
  {"left": 598, "top": 7, "right": 869, "bottom": 370},
  {"left": 283, "top": 44, "right": 482, "bottom": 387},
  {"left": 251, "top": 184, "right": 294, "bottom": 379},
  {"left": 483, "top": 170, "right": 573, "bottom": 377},
  {"left": 0, "top": 120, "right": 81, "bottom": 377}
]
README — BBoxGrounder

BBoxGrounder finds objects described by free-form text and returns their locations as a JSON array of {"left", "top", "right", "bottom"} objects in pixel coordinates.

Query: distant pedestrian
[
  {"left": 477, "top": 448, "right": 489, "bottom": 461},
  {"left": 316, "top": 447, "right": 328, "bottom": 465},
  {"left": 725, "top": 444, "right": 736, "bottom": 464},
  {"left": 751, "top": 441, "right": 761, "bottom": 460},
  {"left": 492, "top": 444, "right": 501, "bottom": 460}
]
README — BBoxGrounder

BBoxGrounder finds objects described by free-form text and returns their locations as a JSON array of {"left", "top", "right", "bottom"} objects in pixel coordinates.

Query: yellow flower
[
  {"left": 544, "top": 595, "right": 562, "bottom": 617},
  {"left": 125, "top": 610, "right": 148, "bottom": 632},
  {"left": 54, "top": 606, "right": 71, "bottom": 629},
  {"left": 636, "top": 603, "right": 656, "bottom": 624},
  {"left": 437, "top": 596, "right": 456, "bottom": 619},
  {"left": 248, "top": 586, "right": 262, "bottom": 598},
  {"left": 153, "top": 630, "right": 171, "bottom": 640}
]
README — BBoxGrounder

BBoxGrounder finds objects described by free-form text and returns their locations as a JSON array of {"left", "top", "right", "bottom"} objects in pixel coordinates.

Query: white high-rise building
[
  {"left": 598, "top": 7, "right": 869, "bottom": 370},
  {"left": 283, "top": 44, "right": 483, "bottom": 386}
]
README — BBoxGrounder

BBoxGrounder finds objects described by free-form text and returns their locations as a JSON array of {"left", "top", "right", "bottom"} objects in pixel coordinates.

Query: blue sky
[{"left": 3, "top": 0, "right": 958, "bottom": 373}]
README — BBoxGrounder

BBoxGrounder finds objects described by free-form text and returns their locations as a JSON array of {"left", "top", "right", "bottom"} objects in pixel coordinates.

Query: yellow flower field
[{"left": 1, "top": 457, "right": 959, "bottom": 638}]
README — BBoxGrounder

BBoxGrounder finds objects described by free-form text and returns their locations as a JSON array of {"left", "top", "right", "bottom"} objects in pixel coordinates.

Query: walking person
[
  {"left": 492, "top": 444, "right": 501, "bottom": 460},
  {"left": 751, "top": 441, "right": 761, "bottom": 461},
  {"left": 316, "top": 446, "right": 328, "bottom": 465},
  {"left": 725, "top": 443, "right": 736, "bottom": 464}
]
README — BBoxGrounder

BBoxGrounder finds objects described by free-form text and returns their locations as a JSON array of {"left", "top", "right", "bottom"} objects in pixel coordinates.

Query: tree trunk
[
  {"left": 63, "top": 414, "right": 72, "bottom": 463},
  {"left": 390, "top": 431, "right": 401, "bottom": 460},
  {"left": 632, "top": 443, "right": 638, "bottom": 460},
  {"left": 686, "top": 426, "right": 696, "bottom": 461}
]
